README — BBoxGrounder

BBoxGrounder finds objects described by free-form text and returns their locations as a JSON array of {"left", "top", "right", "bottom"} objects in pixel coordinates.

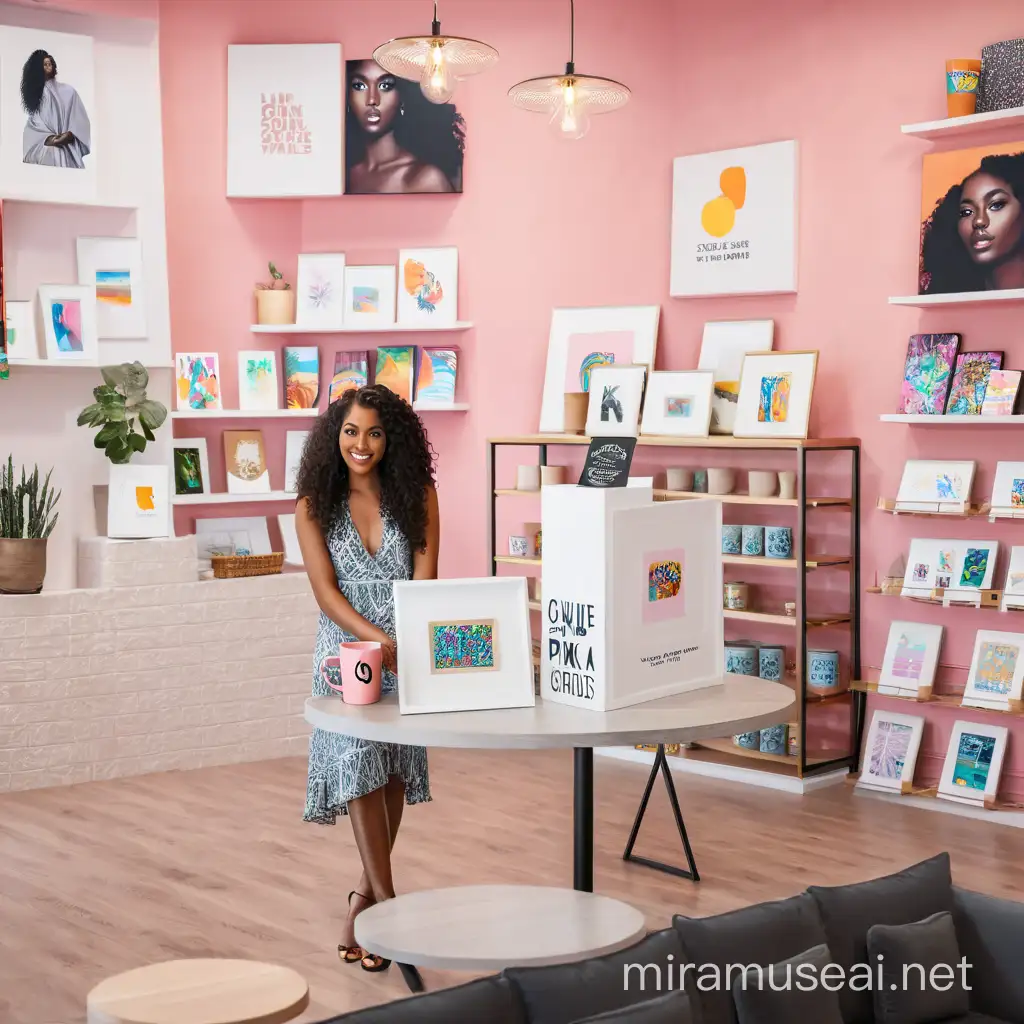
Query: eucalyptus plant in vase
[{"left": 0, "top": 457, "right": 60, "bottom": 594}]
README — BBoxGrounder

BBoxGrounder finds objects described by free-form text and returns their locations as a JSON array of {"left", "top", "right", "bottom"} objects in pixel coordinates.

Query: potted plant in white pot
[
  {"left": 0, "top": 457, "right": 61, "bottom": 594},
  {"left": 254, "top": 261, "right": 294, "bottom": 325}
]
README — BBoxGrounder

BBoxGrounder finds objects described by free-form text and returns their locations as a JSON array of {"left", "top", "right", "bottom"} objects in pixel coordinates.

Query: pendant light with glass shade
[
  {"left": 372, "top": 2, "right": 499, "bottom": 105},
  {"left": 508, "top": 0, "right": 630, "bottom": 139}
]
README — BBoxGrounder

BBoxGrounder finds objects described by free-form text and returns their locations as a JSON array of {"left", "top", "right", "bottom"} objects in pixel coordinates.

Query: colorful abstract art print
[
  {"left": 175, "top": 352, "right": 221, "bottom": 410},
  {"left": 223, "top": 430, "right": 270, "bottom": 493},
  {"left": 397, "top": 247, "right": 458, "bottom": 327},
  {"left": 284, "top": 346, "right": 320, "bottom": 409},
  {"left": 106, "top": 464, "right": 170, "bottom": 540},
  {"left": 733, "top": 351, "right": 816, "bottom": 439},
  {"left": 642, "top": 548, "right": 686, "bottom": 624},
  {"left": 343, "top": 266, "right": 396, "bottom": 328},
  {"left": 697, "top": 320, "right": 774, "bottom": 434},
  {"left": 938, "top": 550, "right": 955, "bottom": 574},
  {"left": 296, "top": 253, "right": 346, "bottom": 329},
  {"left": 857, "top": 710, "right": 925, "bottom": 793},
  {"left": 893, "top": 635, "right": 927, "bottom": 679},
  {"left": 974, "top": 641, "right": 1018, "bottom": 694},
  {"left": 981, "top": 369, "right": 1022, "bottom": 416},
  {"left": 959, "top": 547, "right": 989, "bottom": 587},
  {"left": 50, "top": 299, "right": 82, "bottom": 352},
  {"left": 429, "top": 620, "right": 498, "bottom": 674},
  {"left": 898, "top": 334, "right": 961, "bottom": 415},
  {"left": 665, "top": 397, "right": 693, "bottom": 417},
  {"left": 375, "top": 346, "right": 415, "bottom": 403},
  {"left": 1014, "top": 480, "right": 1024, "bottom": 506},
  {"left": 96, "top": 270, "right": 130, "bottom": 306},
  {"left": 756, "top": 372, "right": 791, "bottom": 422},
  {"left": 173, "top": 447, "right": 204, "bottom": 495},
  {"left": 964, "top": 630, "right": 1024, "bottom": 708},
  {"left": 895, "top": 460, "right": 975, "bottom": 514},
  {"left": 952, "top": 733, "right": 996, "bottom": 790},
  {"left": 946, "top": 351, "right": 1003, "bottom": 415},
  {"left": 989, "top": 462, "right": 1024, "bottom": 513},
  {"left": 238, "top": 351, "right": 279, "bottom": 411},
  {"left": 938, "top": 720, "right": 1008, "bottom": 804},
  {"left": 353, "top": 287, "right": 378, "bottom": 313},
  {"left": 879, "top": 620, "right": 942, "bottom": 697},
  {"left": 75, "top": 237, "right": 147, "bottom": 339},
  {"left": 329, "top": 350, "right": 369, "bottom": 402},
  {"left": 562, "top": 330, "right": 633, "bottom": 393},
  {"left": 869, "top": 720, "right": 913, "bottom": 779},
  {"left": 640, "top": 370, "right": 714, "bottom": 438},
  {"left": 415, "top": 347, "right": 458, "bottom": 406},
  {"left": 913, "top": 562, "right": 929, "bottom": 582}
]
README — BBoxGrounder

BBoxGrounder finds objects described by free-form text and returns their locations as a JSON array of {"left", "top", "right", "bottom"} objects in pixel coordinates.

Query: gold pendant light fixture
[
  {"left": 508, "top": 0, "right": 630, "bottom": 140},
  {"left": 372, "top": 2, "right": 499, "bottom": 105}
]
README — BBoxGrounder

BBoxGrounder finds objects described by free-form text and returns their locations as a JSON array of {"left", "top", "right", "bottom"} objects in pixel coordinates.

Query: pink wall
[{"left": 158, "top": 0, "right": 1024, "bottom": 795}]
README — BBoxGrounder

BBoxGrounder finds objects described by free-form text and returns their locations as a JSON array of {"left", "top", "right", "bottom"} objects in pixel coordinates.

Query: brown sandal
[{"left": 338, "top": 890, "right": 373, "bottom": 965}]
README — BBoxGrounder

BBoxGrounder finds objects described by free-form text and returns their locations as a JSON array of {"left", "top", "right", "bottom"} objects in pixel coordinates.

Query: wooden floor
[{"left": 1, "top": 750, "right": 1022, "bottom": 1024}]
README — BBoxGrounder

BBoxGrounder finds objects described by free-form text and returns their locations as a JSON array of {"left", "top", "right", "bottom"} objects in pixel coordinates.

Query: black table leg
[
  {"left": 398, "top": 962, "right": 425, "bottom": 993},
  {"left": 574, "top": 746, "right": 594, "bottom": 892}
]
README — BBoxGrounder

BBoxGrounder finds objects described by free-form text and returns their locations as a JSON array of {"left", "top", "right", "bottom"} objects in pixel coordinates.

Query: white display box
[{"left": 541, "top": 484, "right": 724, "bottom": 710}]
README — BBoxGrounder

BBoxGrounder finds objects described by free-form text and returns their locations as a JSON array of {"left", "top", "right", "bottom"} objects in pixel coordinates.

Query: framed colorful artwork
[
  {"left": 855, "top": 710, "right": 925, "bottom": 795},
  {"left": 900, "top": 538, "right": 997, "bottom": 597},
  {"left": 397, "top": 247, "right": 458, "bottom": 327},
  {"left": 919, "top": 141, "right": 1024, "bottom": 296},
  {"left": 393, "top": 576, "right": 534, "bottom": 714},
  {"left": 223, "top": 429, "right": 271, "bottom": 494},
  {"left": 981, "top": 369, "right": 1021, "bottom": 416},
  {"left": 945, "top": 351, "right": 1003, "bottom": 414},
  {"left": 670, "top": 140, "right": 797, "bottom": 298},
  {"left": 374, "top": 346, "right": 415, "bottom": 402},
  {"left": 990, "top": 461, "right": 1024, "bottom": 517},
  {"left": 329, "top": 350, "right": 369, "bottom": 402},
  {"left": 295, "top": 253, "right": 345, "bottom": 329},
  {"left": 284, "top": 346, "right": 320, "bottom": 408},
  {"left": 175, "top": 353, "right": 221, "bottom": 411},
  {"left": 639, "top": 371, "right": 714, "bottom": 438},
  {"left": 75, "top": 236, "right": 146, "bottom": 340},
  {"left": 226, "top": 44, "right": 343, "bottom": 198},
  {"left": 1003, "top": 547, "right": 1024, "bottom": 611},
  {"left": 585, "top": 365, "right": 647, "bottom": 439},
  {"left": 697, "top": 319, "right": 774, "bottom": 434},
  {"left": 343, "top": 265, "right": 396, "bottom": 328},
  {"left": 414, "top": 347, "right": 458, "bottom": 407},
  {"left": 539, "top": 306, "right": 660, "bottom": 433},
  {"left": 172, "top": 438, "right": 211, "bottom": 497},
  {"left": 4, "top": 300, "right": 38, "bottom": 361},
  {"left": 894, "top": 459, "right": 975, "bottom": 514},
  {"left": 107, "top": 464, "right": 170, "bottom": 539},
  {"left": 732, "top": 350, "right": 817, "bottom": 439},
  {"left": 38, "top": 284, "right": 97, "bottom": 363},
  {"left": 951, "top": 543, "right": 998, "bottom": 594},
  {"left": 962, "top": 630, "right": 1024, "bottom": 711},
  {"left": 878, "top": 621, "right": 943, "bottom": 698},
  {"left": 897, "top": 334, "right": 960, "bottom": 415},
  {"left": 937, "top": 720, "right": 1008, "bottom": 807},
  {"left": 283, "top": 430, "right": 309, "bottom": 494},
  {"left": 238, "top": 351, "right": 279, "bottom": 411}
]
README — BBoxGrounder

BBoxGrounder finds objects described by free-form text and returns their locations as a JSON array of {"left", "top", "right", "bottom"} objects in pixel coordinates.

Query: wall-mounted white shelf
[
  {"left": 173, "top": 491, "right": 299, "bottom": 506},
  {"left": 8, "top": 358, "right": 174, "bottom": 369},
  {"left": 901, "top": 105, "right": 1024, "bottom": 140},
  {"left": 250, "top": 321, "right": 473, "bottom": 334},
  {"left": 0, "top": 194, "right": 139, "bottom": 210},
  {"left": 889, "top": 289, "right": 1024, "bottom": 307},
  {"left": 413, "top": 402, "right": 469, "bottom": 412},
  {"left": 171, "top": 408, "right": 319, "bottom": 420},
  {"left": 880, "top": 414, "right": 1024, "bottom": 425}
]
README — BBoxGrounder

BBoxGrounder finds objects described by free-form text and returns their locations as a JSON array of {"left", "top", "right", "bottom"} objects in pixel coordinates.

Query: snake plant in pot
[{"left": 0, "top": 457, "right": 61, "bottom": 594}]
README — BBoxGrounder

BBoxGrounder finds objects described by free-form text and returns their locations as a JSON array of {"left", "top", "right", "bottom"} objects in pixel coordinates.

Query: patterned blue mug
[
  {"left": 765, "top": 526, "right": 793, "bottom": 560},
  {"left": 741, "top": 525, "right": 764, "bottom": 557},
  {"left": 759, "top": 724, "right": 788, "bottom": 756},
  {"left": 722, "top": 524, "right": 742, "bottom": 554},
  {"left": 758, "top": 645, "right": 785, "bottom": 682},
  {"left": 725, "top": 644, "right": 757, "bottom": 676},
  {"left": 807, "top": 650, "right": 841, "bottom": 694},
  {"left": 734, "top": 731, "right": 760, "bottom": 750}
]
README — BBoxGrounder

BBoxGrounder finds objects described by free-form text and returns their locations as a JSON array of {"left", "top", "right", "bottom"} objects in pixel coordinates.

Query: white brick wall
[
  {"left": 78, "top": 536, "right": 200, "bottom": 590},
  {"left": 0, "top": 573, "right": 319, "bottom": 792}
]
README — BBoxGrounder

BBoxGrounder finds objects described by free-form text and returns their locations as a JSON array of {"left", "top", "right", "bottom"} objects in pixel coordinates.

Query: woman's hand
[{"left": 363, "top": 625, "right": 398, "bottom": 674}]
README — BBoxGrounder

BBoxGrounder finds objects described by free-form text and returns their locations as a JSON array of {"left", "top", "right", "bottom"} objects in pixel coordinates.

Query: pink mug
[{"left": 320, "top": 641, "right": 382, "bottom": 705}]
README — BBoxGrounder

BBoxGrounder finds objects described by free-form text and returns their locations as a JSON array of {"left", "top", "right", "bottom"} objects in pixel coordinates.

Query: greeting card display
[
  {"left": 894, "top": 459, "right": 975, "bottom": 515},
  {"left": 901, "top": 538, "right": 997, "bottom": 599},
  {"left": 1002, "top": 547, "right": 1024, "bottom": 611},
  {"left": 962, "top": 630, "right": 1024, "bottom": 712},
  {"left": 877, "top": 621, "right": 943, "bottom": 698},
  {"left": 990, "top": 461, "right": 1024, "bottom": 518},
  {"left": 937, "top": 720, "right": 1007, "bottom": 808},
  {"left": 856, "top": 710, "right": 925, "bottom": 795}
]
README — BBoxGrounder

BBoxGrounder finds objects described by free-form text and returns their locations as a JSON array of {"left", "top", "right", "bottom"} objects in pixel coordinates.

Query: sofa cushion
[
  {"left": 672, "top": 892, "right": 828, "bottom": 1024},
  {"left": 504, "top": 928, "right": 685, "bottom": 1024},
  {"left": 953, "top": 886, "right": 1024, "bottom": 1024},
  {"left": 807, "top": 853, "right": 954, "bottom": 1024},
  {"left": 731, "top": 943, "right": 844, "bottom": 1024},
  {"left": 572, "top": 989, "right": 693, "bottom": 1023},
  {"left": 867, "top": 911, "right": 969, "bottom": 1024},
  {"left": 939, "top": 1016, "right": 1013, "bottom": 1023},
  {"left": 319, "top": 974, "right": 527, "bottom": 1023}
]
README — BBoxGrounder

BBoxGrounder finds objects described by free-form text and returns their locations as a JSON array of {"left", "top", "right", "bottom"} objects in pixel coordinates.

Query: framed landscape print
[
  {"left": 897, "top": 334, "right": 960, "bottom": 415},
  {"left": 223, "top": 429, "right": 271, "bottom": 494},
  {"left": 962, "top": 630, "right": 1024, "bottom": 711},
  {"left": 697, "top": 319, "right": 774, "bottom": 434},
  {"left": 38, "top": 284, "right": 97, "bottom": 363},
  {"left": 226, "top": 43, "right": 343, "bottom": 198},
  {"left": 877, "top": 621, "right": 943, "bottom": 698},
  {"left": 585, "top": 365, "right": 646, "bottom": 439},
  {"left": 856, "top": 710, "right": 925, "bottom": 795},
  {"left": 295, "top": 253, "right": 346, "bottom": 329},
  {"left": 175, "top": 352, "right": 221, "bottom": 411},
  {"left": 172, "top": 438, "right": 211, "bottom": 497},
  {"left": 344, "top": 265, "right": 396, "bottom": 328},
  {"left": 397, "top": 247, "right": 458, "bottom": 327},
  {"left": 640, "top": 371, "right": 714, "bottom": 437},
  {"left": 393, "top": 576, "right": 534, "bottom": 715},
  {"left": 732, "top": 350, "right": 817, "bottom": 439},
  {"left": 75, "top": 236, "right": 146, "bottom": 339},
  {"left": 937, "top": 720, "right": 1008, "bottom": 807}
]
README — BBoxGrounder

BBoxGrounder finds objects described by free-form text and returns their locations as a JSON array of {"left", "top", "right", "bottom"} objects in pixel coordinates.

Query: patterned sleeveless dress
[{"left": 303, "top": 504, "right": 431, "bottom": 825}]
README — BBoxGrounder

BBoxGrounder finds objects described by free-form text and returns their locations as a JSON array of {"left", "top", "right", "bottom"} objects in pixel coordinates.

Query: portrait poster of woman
[
  {"left": 345, "top": 58, "right": 465, "bottom": 195},
  {"left": 920, "top": 141, "right": 1024, "bottom": 295}
]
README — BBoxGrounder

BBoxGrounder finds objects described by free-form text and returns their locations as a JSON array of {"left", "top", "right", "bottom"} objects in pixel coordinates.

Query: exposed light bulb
[
  {"left": 420, "top": 42, "right": 454, "bottom": 103},
  {"left": 549, "top": 80, "right": 590, "bottom": 139}
]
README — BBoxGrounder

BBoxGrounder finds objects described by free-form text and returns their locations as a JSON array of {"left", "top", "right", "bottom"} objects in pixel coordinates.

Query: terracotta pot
[
  {"left": 0, "top": 537, "right": 48, "bottom": 594},
  {"left": 254, "top": 288, "right": 295, "bottom": 326},
  {"left": 564, "top": 393, "right": 588, "bottom": 434},
  {"left": 946, "top": 59, "right": 982, "bottom": 117}
]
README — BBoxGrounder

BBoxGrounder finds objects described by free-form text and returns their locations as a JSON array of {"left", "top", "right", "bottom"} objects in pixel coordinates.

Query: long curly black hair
[
  {"left": 21, "top": 50, "right": 53, "bottom": 115},
  {"left": 921, "top": 152, "right": 1024, "bottom": 293},
  {"left": 295, "top": 385, "right": 436, "bottom": 551}
]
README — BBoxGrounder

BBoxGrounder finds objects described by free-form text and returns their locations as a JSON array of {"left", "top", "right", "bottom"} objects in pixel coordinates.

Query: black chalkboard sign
[{"left": 578, "top": 437, "right": 637, "bottom": 488}]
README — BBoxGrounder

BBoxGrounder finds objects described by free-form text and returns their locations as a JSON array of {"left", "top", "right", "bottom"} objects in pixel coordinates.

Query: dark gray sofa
[{"left": 322, "top": 853, "right": 1024, "bottom": 1024}]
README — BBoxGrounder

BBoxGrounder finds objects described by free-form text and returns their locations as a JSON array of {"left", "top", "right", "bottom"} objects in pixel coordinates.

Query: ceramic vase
[
  {"left": 707, "top": 467, "right": 736, "bottom": 495},
  {"left": 564, "top": 393, "right": 589, "bottom": 433},
  {"left": 722, "top": 524, "right": 742, "bottom": 554},
  {"left": 778, "top": 471, "right": 796, "bottom": 500},
  {"left": 807, "top": 649, "right": 841, "bottom": 695},
  {"left": 765, "top": 526, "right": 793, "bottom": 559},
  {"left": 734, "top": 732, "right": 760, "bottom": 750},
  {"left": 758, "top": 645, "right": 785, "bottom": 681},
  {"left": 741, "top": 525, "right": 764, "bottom": 557},
  {"left": 725, "top": 643, "right": 757, "bottom": 675},
  {"left": 666, "top": 467, "right": 694, "bottom": 492},
  {"left": 516, "top": 465, "right": 541, "bottom": 491},
  {"left": 748, "top": 470, "right": 777, "bottom": 498},
  {"left": 759, "top": 724, "right": 788, "bottom": 756}
]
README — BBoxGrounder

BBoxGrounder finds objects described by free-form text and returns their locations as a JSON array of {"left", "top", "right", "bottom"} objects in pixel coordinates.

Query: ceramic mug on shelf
[
  {"left": 564, "top": 393, "right": 589, "bottom": 434},
  {"left": 724, "top": 643, "right": 757, "bottom": 675},
  {"left": 778, "top": 471, "right": 796, "bottom": 500},
  {"left": 516, "top": 465, "right": 541, "bottom": 491},
  {"left": 722, "top": 524, "right": 742, "bottom": 555},
  {"left": 741, "top": 525, "right": 765, "bottom": 557},
  {"left": 666, "top": 467, "right": 694, "bottom": 492},
  {"left": 759, "top": 724, "right": 788, "bottom": 756},
  {"left": 807, "top": 649, "right": 841, "bottom": 695},
  {"left": 734, "top": 732, "right": 760, "bottom": 750},
  {"left": 693, "top": 469, "right": 709, "bottom": 493},
  {"left": 765, "top": 526, "right": 793, "bottom": 559},
  {"left": 541, "top": 465, "right": 567, "bottom": 486},
  {"left": 758, "top": 645, "right": 785, "bottom": 682},
  {"left": 707, "top": 467, "right": 736, "bottom": 495},
  {"left": 321, "top": 641, "right": 383, "bottom": 705},
  {"left": 724, "top": 582, "right": 749, "bottom": 610},
  {"left": 748, "top": 470, "right": 778, "bottom": 498}
]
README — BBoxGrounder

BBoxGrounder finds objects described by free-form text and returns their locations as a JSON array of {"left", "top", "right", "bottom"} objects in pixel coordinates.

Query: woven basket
[{"left": 211, "top": 552, "right": 284, "bottom": 579}]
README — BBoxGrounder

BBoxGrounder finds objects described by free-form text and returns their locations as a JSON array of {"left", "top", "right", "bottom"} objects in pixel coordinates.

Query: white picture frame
[
  {"left": 901, "top": 538, "right": 997, "bottom": 598},
  {"left": 238, "top": 351, "right": 280, "bottom": 411},
  {"left": 640, "top": 370, "right": 714, "bottom": 437},
  {"left": 1002, "top": 547, "right": 1024, "bottom": 611},
  {"left": 733, "top": 350, "right": 817, "bottom": 439},
  {"left": 397, "top": 247, "right": 459, "bottom": 327},
  {"left": 586, "top": 365, "right": 647, "bottom": 438},
  {"left": 394, "top": 576, "right": 535, "bottom": 715},
  {"left": 344, "top": 265, "right": 396, "bottom": 328},
  {"left": 4, "top": 300, "right": 39, "bottom": 361},
  {"left": 38, "top": 284, "right": 98, "bottom": 363},
  {"left": 224, "top": 430, "right": 271, "bottom": 494},
  {"left": 878, "top": 621, "right": 943, "bottom": 698},
  {"left": 226, "top": 43, "right": 343, "bottom": 198},
  {"left": 990, "top": 461, "right": 1024, "bottom": 518},
  {"left": 0, "top": 26, "right": 96, "bottom": 204},
  {"left": 284, "top": 430, "right": 309, "bottom": 494},
  {"left": 75, "top": 237, "right": 146, "bottom": 340},
  {"left": 962, "top": 630, "right": 1024, "bottom": 712},
  {"left": 937, "top": 720, "right": 1008, "bottom": 807},
  {"left": 295, "top": 253, "right": 346, "bottom": 329},
  {"left": 670, "top": 140, "right": 798, "bottom": 298},
  {"left": 539, "top": 305, "right": 661, "bottom": 433},
  {"left": 107, "top": 464, "right": 171, "bottom": 540},
  {"left": 195, "top": 516, "right": 272, "bottom": 574},
  {"left": 172, "top": 438, "right": 211, "bottom": 498},
  {"left": 856, "top": 710, "right": 925, "bottom": 795},
  {"left": 698, "top": 319, "right": 774, "bottom": 434},
  {"left": 894, "top": 459, "right": 975, "bottom": 515}
]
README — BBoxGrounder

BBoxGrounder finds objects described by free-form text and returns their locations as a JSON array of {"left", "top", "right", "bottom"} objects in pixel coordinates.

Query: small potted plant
[
  {"left": 77, "top": 361, "right": 168, "bottom": 463},
  {"left": 0, "top": 456, "right": 60, "bottom": 594},
  {"left": 254, "top": 261, "right": 294, "bottom": 325}
]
